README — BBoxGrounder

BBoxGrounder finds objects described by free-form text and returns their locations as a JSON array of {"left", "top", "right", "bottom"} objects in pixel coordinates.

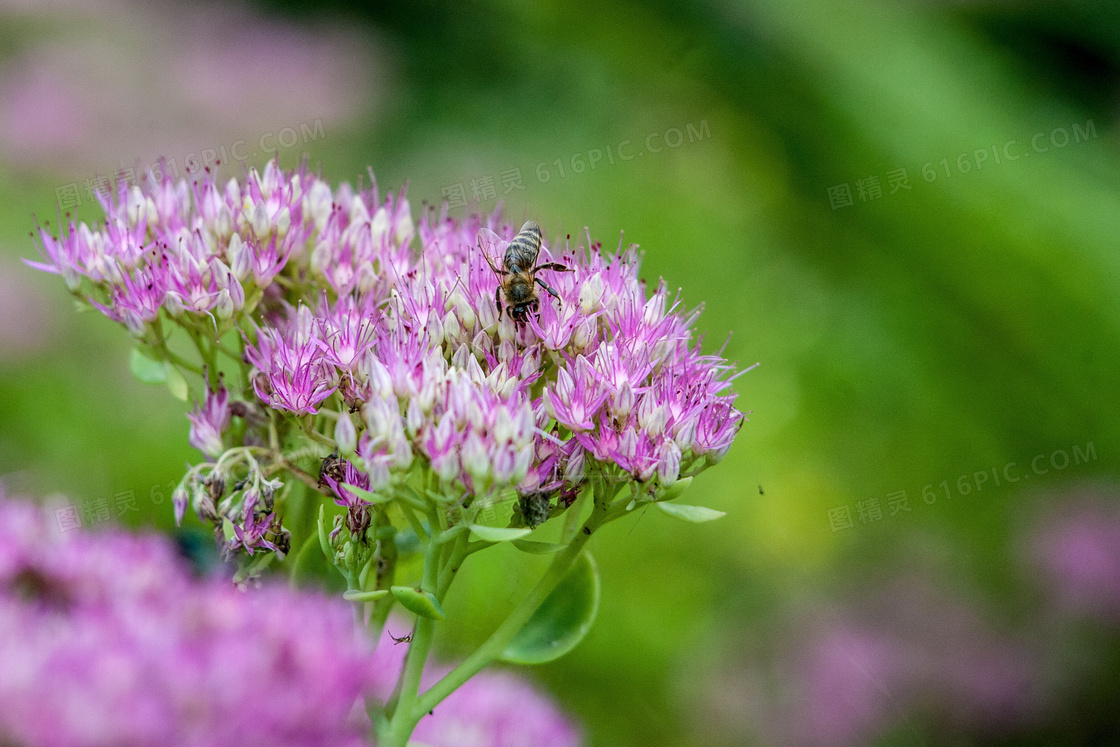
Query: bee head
[{"left": 509, "top": 303, "right": 535, "bottom": 323}]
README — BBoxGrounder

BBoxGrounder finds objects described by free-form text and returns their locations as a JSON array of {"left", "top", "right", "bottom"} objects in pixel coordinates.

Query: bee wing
[{"left": 476, "top": 227, "right": 508, "bottom": 273}]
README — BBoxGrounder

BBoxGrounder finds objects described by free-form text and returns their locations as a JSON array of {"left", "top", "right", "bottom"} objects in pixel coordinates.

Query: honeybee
[
  {"left": 317, "top": 450, "right": 346, "bottom": 488},
  {"left": 478, "top": 220, "right": 572, "bottom": 323}
]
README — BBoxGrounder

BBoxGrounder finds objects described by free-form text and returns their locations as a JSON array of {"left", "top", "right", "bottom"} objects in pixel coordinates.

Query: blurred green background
[{"left": 2, "top": 0, "right": 1119, "bottom": 744}]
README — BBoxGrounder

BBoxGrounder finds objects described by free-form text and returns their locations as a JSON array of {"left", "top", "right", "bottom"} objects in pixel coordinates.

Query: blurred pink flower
[
  {"left": 0, "top": 1, "right": 384, "bottom": 173},
  {"left": 699, "top": 579, "right": 1042, "bottom": 747},
  {"left": 0, "top": 491, "right": 376, "bottom": 746},
  {"left": 1026, "top": 488, "right": 1120, "bottom": 624}
]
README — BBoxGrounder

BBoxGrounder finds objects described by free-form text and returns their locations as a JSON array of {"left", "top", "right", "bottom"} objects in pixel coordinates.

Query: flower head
[{"left": 28, "top": 158, "right": 749, "bottom": 558}]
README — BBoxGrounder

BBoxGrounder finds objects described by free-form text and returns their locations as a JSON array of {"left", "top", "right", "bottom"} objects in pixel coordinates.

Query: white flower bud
[
  {"left": 572, "top": 318, "right": 596, "bottom": 351},
  {"left": 613, "top": 380, "right": 635, "bottom": 420},
  {"left": 476, "top": 292, "right": 498, "bottom": 330},
  {"left": 646, "top": 404, "right": 667, "bottom": 438},
  {"left": 370, "top": 206, "right": 390, "bottom": 246},
  {"left": 513, "top": 444, "right": 533, "bottom": 483},
  {"left": 442, "top": 310, "right": 461, "bottom": 342},
  {"left": 164, "top": 291, "right": 185, "bottom": 317},
  {"left": 123, "top": 309, "right": 146, "bottom": 337},
  {"left": 426, "top": 310, "right": 445, "bottom": 348},
  {"left": 658, "top": 441, "right": 682, "bottom": 486},
  {"left": 393, "top": 200, "right": 413, "bottom": 246},
  {"left": 492, "top": 407, "right": 514, "bottom": 444},
  {"left": 145, "top": 196, "right": 159, "bottom": 227},
  {"left": 365, "top": 354, "right": 393, "bottom": 400},
  {"left": 579, "top": 273, "right": 604, "bottom": 314},
  {"left": 461, "top": 431, "right": 490, "bottom": 481},
  {"left": 356, "top": 263, "right": 377, "bottom": 294},
  {"left": 447, "top": 290, "right": 475, "bottom": 332},
  {"left": 334, "top": 413, "right": 357, "bottom": 456},
  {"left": 224, "top": 178, "right": 242, "bottom": 208},
  {"left": 252, "top": 202, "right": 270, "bottom": 238},
  {"left": 406, "top": 398, "right": 424, "bottom": 436},
  {"left": 62, "top": 266, "right": 82, "bottom": 292},
  {"left": 349, "top": 195, "right": 370, "bottom": 224},
  {"left": 215, "top": 205, "right": 233, "bottom": 238},
  {"left": 674, "top": 416, "right": 698, "bottom": 453},
  {"left": 227, "top": 234, "right": 250, "bottom": 280},
  {"left": 276, "top": 207, "right": 291, "bottom": 238},
  {"left": 127, "top": 186, "right": 146, "bottom": 227},
  {"left": 214, "top": 288, "right": 234, "bottom": 319},
  {"left": 295, "top": 304, "right": 315, "bottom": 346},
  {"left": 520, "top": 352, "right": 540, "bottom": 380},
  {"left": 307, "top": 180, "right": 332, "bottom": 232},
  {"left": 563, "top": 449, "right": 586, "bottom": 483},
  {"left": 497, "top": 312, "right": 517, "bottom": 343}
]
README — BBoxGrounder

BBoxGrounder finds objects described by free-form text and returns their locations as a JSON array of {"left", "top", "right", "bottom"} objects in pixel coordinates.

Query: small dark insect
[
  {"left": 758, "top": 485, "right": 764, "bottom": 495},
  {"left": 318, "top": 451, "right": 346, "bottom": 488},
  {"left": 389, "top": 630, "right": 413, "bottom": 645},
  {"left": 478, "top": 220, "right": 572, "bottom": 323},
  {"left": 517, "top": 491, "right": 552, "bottom": 529}
]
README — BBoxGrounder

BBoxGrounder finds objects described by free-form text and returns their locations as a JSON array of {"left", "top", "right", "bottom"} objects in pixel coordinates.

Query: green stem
[
  {"left": 186, "top": 326, "right": 219, "bottom": 389},
  {"left": 300, "top": 417, "right": 336, "bottom": 449},
  {"left": 386, "top": 496, "right": 609, "bottom": 741},
  {"left": 382, "top": 529, "right": 442, "bottom": 731}
]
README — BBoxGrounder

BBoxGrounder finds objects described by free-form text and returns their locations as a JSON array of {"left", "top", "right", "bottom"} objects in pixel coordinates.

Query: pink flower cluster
[
  {"left": 27, "top": 161, "right": 315, "bottom": 334},
  {"left": 29, "top": 159, "right": 746, "bottom": 532},
  {"left": 0, "top": 493, "right": 375, "bottom": 746}
]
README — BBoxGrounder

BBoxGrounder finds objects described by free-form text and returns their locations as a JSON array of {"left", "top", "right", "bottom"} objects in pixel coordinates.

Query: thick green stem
[{"left": 408, "top": 496, "right": 608, "bottom": 727}]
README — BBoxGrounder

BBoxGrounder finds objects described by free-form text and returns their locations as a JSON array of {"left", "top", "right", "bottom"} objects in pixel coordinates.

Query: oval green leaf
[
  {"left": 165, "top": 364, "right": 189, "bottom": 401},
  {"left": 290, "top": 535, "right": 347, "bottom": 593},
  {"left": 391, "top": 586, "right": 445, "bottom": 620},
  {"left": 129, "top": 347, "right": 166, "bottom": 384},
  {"left": 654, "top": 501, "right": 726, "bottom": 522},
  {"left": 501, "top": 550, "right": 600, "bottom": 665},
  {"left": 469, "top": 525, "right": 532, "bottom": 543}
]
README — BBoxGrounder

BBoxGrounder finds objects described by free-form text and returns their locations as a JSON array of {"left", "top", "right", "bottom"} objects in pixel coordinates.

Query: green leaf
[
  {"left": 291, "top": 535, "right": 347, "bottom": 593},
  {"left": 342, "top": 483, "right": 393, "bottom": 504},
  {"left": 343, "top": 589, "right": 390, "bottom": 603},
  {"left": 391, "top": 586, "right": 445, "bottom": 620},
  {"left": 510, "top": 539, "right": 567, "bottom": 554},
  {"left": 654, "top": 501, "right": 726, "bottom": 522},
  {"left": 165, "top": 364, "right": 189, "bottom": 401},
  {"left": 469, "top": 525, "right": 532, "bottom": 543},
  {"left": 501, "top": 550, "right": 600, "bottom": 665},
  {"left": 129, "top": 347, "right": 166, "bottom": 384}
]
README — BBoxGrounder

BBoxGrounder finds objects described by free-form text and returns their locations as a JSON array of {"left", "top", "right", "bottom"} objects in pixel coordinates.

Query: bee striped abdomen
[{"left": 503, "top": 220, "right": 542, "bottom": 269}]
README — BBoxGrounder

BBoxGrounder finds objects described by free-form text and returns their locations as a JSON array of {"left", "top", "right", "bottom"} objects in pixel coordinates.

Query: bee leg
[
  {"left": 533, "top": 262, "right": 572, "bottom": 273},
  {"left": 535, "top": 277, "right": 562, "bottom": 300},
  {"left": 494, "top": 287, "right": 504, "bottom": 318}
]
